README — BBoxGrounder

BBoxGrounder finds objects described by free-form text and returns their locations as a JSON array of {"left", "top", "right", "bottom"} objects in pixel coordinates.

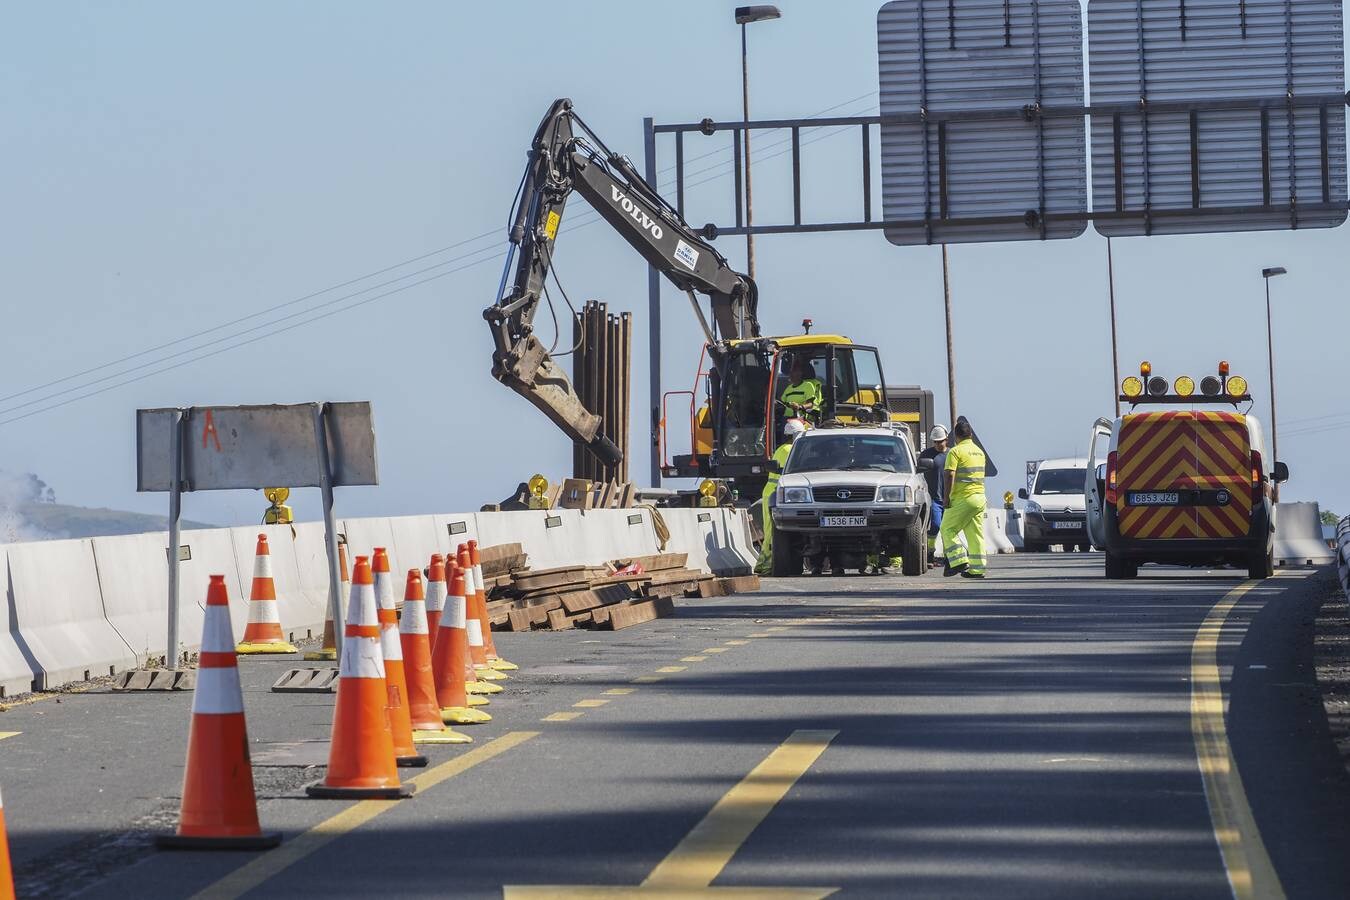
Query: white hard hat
[
  {"left": 784, "top": 418, "right": 808, "bottom": 438},
  {"left": 929, "top": 425, "right": 949, "bottom": 442}
]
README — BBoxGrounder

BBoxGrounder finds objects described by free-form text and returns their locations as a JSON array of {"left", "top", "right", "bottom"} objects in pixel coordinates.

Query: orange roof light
[
  {"left": 1140, "top": 361, "right": 1152, "bottom": 377},
  {"left": 1218, "top": 360, "right": 1230, "bottom": 377}
]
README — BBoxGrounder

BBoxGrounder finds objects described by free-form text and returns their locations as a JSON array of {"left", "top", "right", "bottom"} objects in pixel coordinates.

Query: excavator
[{"left": 484, "top": 98, "right": 896, "bottom": 497}]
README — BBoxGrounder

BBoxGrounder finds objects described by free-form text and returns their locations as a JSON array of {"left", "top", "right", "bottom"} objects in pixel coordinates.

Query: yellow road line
[
  {"left": 1191, "top": 582, "right": 1284, "bottom": 900},
  {"left": 657, "top": 666, "right": 687, "bottom": 673},
  {"left": 604, "top": 688, "right": 636, "bottom": 696},
  {"left": 726, "top": 640, "right": 749, "bottom": 646},
  {"left": 193, "top": 731, "right": 537, "bottom": 900},
  {"left": 765, "top": 626, "right": 789, "bottom": 632},
  {"left": 632, "top": 675, "right": 664, "bottom": 684},
  {"left": 703, "top": 648, "right": 729, "bottom": 654},
  {"left": 682, "top": 656, "right": 709, "bottom": 662},
  {"left": 573, "top": 699, "right": 609, "bottom": 708},
  {"left": 642, "top": 729, "right": 839, "bottom": 889},
  {"left": 747, "top": 633, "right": 772, "bottom": 638},
  {"left": 0, "top": 732, "right": 20, "bottom": 741},
  {"left": 544, "top": 711, "right": 584, "bottom": 722}
]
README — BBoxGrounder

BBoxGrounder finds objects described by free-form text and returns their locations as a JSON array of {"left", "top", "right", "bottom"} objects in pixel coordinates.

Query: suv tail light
[{"left": 1105, "top": 451, "right": 1119, "bottom": 505}]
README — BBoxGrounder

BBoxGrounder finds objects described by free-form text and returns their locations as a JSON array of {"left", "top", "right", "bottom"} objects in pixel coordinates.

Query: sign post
[{"left": 138, "top": 402, "right": 378, "bottom": 668}]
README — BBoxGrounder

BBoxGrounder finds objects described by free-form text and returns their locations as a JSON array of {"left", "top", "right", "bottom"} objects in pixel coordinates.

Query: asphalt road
[{"left": 3, "top": 554, "right": 1348, "bottom": 898}]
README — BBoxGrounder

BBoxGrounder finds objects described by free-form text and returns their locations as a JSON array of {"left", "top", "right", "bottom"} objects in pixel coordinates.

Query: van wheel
[
  {"left": 1247, "top": 548, "right": 1274, "bottom": 580},
  {"left": 771, "top": 532, "right": 800, "bottom": 577},
  {"left": 1024, "top": 541, "right": 1046, "bottom": 553},
  {"left": 1105, "top": 552, "right": 1138, "bottom": 579},
  {"left": 900, "top": 518, "right": 926, "bottom": 576}
]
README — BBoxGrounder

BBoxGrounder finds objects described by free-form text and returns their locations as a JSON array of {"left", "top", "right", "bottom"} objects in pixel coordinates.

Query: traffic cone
[
  {"left": 432, "top": 565, "right": 492, "bottom": 724},
  {"left": 0, "top": 786, "right": 12, "bottom": 896},
  {"left": 400, "top": 569, "right": 472, "bottom": 744},
  {"left": 445, "top": 563, "right": 492, "bottom": 707},
  {"left": 470, "top": 539, "right": 518, "bottom": 672},
  {"left": 373, "top": 548, "right": 427, "bottom": 768},
  {"left": 306, "top": 557, "right": 413, "bottom": 800},
  {"left": 425, "top": 554, "right": 447, "bottom": 639},
  {"left": 304, "top": 541, "right": 347, "bottom": 662},
  {"left": 459, "top": 547, "right": 504, "bottom": 693},
  {"left": 236, "top": 534, "right": 297, "bottom": 654},
  {"left": 157, "top": 575, "right": 281, "bottom": 849}
]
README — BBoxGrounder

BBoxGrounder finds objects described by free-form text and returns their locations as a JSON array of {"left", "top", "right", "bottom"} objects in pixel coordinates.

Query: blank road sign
[
  {"left": 877, "top": 0, "right": 1087, "bottom": 245},
  {"left": 1089, "top": 0, "right": 1348, "bottom": 236}
]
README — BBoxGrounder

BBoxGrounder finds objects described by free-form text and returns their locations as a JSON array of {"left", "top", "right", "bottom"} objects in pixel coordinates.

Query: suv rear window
[
  {"left": 1034, "top": 468, "right": 1085, "bottom": 495},
  {"left": 787, "top": 435, "right": 913, "bottom": 474}
]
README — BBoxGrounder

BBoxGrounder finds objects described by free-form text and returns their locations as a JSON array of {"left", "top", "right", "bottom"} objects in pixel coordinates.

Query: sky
[{"left": 2, "top": 0, "right": 1347, "bottom": 530}]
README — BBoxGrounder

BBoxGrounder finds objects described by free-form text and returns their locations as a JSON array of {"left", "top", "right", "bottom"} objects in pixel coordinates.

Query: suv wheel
[
  {"left": 1247, "top": 547, "right": 1274, "bottom": 580},
  {"left": 771, "top": 530, "right": 800, "bottom": 577},
  {"left": 900, "top": 518, "right": 926, "bottom": 576},
  {"left": 1105, "top": 552, "right": 1138, "bottom": 580}
]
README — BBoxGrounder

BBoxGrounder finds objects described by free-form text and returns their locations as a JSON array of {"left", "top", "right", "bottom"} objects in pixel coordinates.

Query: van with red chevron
[{"left": 1084, "top": 361, "right": 1288, "bottom": 580}]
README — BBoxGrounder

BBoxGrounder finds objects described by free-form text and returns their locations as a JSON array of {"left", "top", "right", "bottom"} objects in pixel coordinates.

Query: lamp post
[
  {"left": 1262, "top": 266, "right": 1287, "bottom": 501},
  {"left": 734, "top": 5, "right": 780, "bottom": 284}
]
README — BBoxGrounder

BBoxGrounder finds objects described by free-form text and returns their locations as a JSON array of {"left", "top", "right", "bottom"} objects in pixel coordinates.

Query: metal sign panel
[
  {"left": 136, "top": 402, "right": 378, "bottom": 492},
  {"left": 877, "top": 0, "right": 1088, "bottom": 245},
  {"left": 1089, "top": 0, "right": 1348, "bottom": 236}
]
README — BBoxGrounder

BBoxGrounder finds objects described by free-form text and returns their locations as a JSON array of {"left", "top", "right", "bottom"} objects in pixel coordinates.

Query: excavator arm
[{"left": 483, "top": 98, "right": 759, "bottom": 467}]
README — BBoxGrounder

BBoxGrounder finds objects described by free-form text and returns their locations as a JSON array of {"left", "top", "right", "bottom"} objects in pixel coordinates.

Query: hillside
[{"left": 2, "top": 503, "right": 216, "bottom": 542}]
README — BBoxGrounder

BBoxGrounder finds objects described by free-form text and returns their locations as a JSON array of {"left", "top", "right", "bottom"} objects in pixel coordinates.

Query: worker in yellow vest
[
  {"left": 940, "top": 419, "right": 988, "bottom": 578},
  {"left": 779, "top": 360, "right": 824, "bottom": 424},
  {"left": 754, "top": 418, "right": 808, "bottom": 575}
]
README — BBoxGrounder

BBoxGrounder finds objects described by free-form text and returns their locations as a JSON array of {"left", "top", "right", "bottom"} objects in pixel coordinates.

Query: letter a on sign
[{"left": 201, "top": 409, "right": 222, "bottom": 452}]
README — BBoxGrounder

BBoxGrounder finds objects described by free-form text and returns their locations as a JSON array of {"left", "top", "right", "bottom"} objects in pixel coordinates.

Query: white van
[{"left": 1018, "top": 457, "right": 1090, "bottom": 552}]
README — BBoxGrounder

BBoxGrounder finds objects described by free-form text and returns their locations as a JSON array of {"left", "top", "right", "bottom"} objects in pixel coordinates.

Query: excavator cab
[{"left": 768, "top": 338, "right": 891, "bottom": 440}]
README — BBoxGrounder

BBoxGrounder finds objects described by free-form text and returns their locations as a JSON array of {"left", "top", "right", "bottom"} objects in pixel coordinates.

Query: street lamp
[
  {"left": 1262, "top": 266, "right": 1287, "bottom": 500},
  {"left": 734, "top": 5, "right": 780, "bottom": 283}
]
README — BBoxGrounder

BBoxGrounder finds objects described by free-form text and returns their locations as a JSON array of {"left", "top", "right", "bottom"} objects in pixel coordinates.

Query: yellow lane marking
[
  {"left": 194, "top": 731, "right": 537, "bottom": 900},
  {"left": 633, "top": 675, "right": 664, "bottom": 684},
  {"left": 505, "top": 729, "right": 840, "bottom": 899},
  {"left": 0, "top": 732, "right": 20, "bottom": 741},
  {"left": 682, "top": 656, "right": 709, "bottom": 662},
  {"left": 1191, "top": 582, "right": 1284, "bottom": 900},
  {"left": 604, "top": 688, "right": 636, "bottom": 696},
  {"left": 544, "top": 711, "right": 584, "bottom": 722},
  {"left": 703, "top": 648, "right": 729, "bottom": 654},
  {"left": 726, "top": 640, "right": 750, "bottom": 646},
  {"left": 748, "top": 633, "right": 773, "bottom": 638},
  {"left": 657, "top": 666, "right": 687, "bottom": 673},
  {"left": 573, "top": 699, "right": 609, "bottom": 708},
  {"left": 765, "top": 626, "right": 789, "bottom": 632}
]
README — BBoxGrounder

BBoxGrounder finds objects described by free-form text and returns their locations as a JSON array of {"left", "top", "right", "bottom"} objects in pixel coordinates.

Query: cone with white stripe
[
  {"left": 303, "top": 541, "right": 346, "bottom": 662},
  {"left": 446, "top": 563, "right": 492, "bottom": 708},
  {"left": 400, "top": 568, "right": 472, "bottom": 743},
  {"left": 373, "top": 548, "right": 427, "bottom": 767},
  {"left": 432, "top": 564, "right": 492, "bottom": 724},
  {"left": 236, "top": 534, "right": 297, "bottom": 654},
  {"left": 470, "top": 539, "right": 518, "bottom": 672},
  {"left": 306, "top": 557, "right": 413, "bottom": 800},
  {"left": 459, "top": 546, "right": 504, "bottom": 693},
  {"left": 158, "top": 575, "right": 281, "bottom": 849},
  {"left": 425, "top": 554, "right": 447, "bottom": 639},
  {"left": 0, "top": 786, "right": 12, "bottom": 895}
]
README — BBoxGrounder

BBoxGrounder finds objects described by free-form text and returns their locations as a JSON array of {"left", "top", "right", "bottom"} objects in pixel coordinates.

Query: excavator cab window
[
  {"left": 717, "top": 348, "right": 772, "bottom": 459},
  {"left": 830, "top": 346, "right": 888, "bottom": 424},
  {"left": 772, "top": 351, "right": 828, "bottom": 436}
]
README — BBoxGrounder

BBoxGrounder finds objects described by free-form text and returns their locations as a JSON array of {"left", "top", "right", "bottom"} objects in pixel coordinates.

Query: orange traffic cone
[
  {"left": 432, "top": 565, "right": 492, "bottom": 725},
  {"left": 459, "top": 547, "right": 504, "bottom": 694},
  {"left": 304, "top": 541, "right": 346, "bottom": 662},
  {"left": 158, "top": 575, "right": 281, "bottom": 849},
  {"left": 400, "top": 569, "right": 472, "bottom": 744},
  {"left": 447, "top": 563, "right": 492, "bottom": 707},
  {"left": 236, "top": 534, "right": 297, "bottom": 654},
  {"left": 307, "top": 557, "right": 413, "bottom": 800},
  {"left": 425, "top": 554, "right": 447, "bottom": 639},
  {"left": 0, "top": 786, "right": 12, "bottom": 896},
  {"left": 470, "top": 539, "right": 518, "bottom": 671},
  {"left": 373, "top": 548, "right": 427, "bottom": 768}
]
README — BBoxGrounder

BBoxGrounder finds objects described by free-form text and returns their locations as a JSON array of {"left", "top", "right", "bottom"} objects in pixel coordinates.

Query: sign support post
[
  {"left": 166, "top": 408, "right": 185, "bottom": 671},
  {"left": 313, "top": 403, "right": 346, "bottom": 654}
]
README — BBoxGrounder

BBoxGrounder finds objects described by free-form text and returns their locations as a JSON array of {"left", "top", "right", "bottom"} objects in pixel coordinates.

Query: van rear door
[{"left": 1115, "top": 411, "right": 1251, "bottom": 540}]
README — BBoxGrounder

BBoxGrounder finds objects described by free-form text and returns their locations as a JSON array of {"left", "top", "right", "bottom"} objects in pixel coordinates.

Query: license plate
[
  {"left": 1128, "top": 492, "right": 1180, "bottom": 506},
  {"left": 1052, "top": 521, "right": 1082, "bottom": 530},
  {"left": 820, "top": 515, "right": 867, "bottom": 528}
]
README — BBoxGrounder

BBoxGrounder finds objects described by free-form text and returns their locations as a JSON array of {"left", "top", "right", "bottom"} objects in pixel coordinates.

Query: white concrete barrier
[
  {"left": 291, "top": 521, "right": 340, "bottom": 630},
  {"left": 983, "top": 508, "right": 1016, "bottom": 555},
  {"left": 577, "top": 509, "right": 662, "bottom": 563},
  {"left": 1273, "top": 502, "right": 1336, "bottom": 567},
  {"left": 5, "top": 538, "right": 137, "bottom": 688},
  {"left": 387, "top": 515, "right": 447, "bottom": 577},
  {"left": 659, "top": 508, "right": 717, "bottom": 573},
  {"left": 0, "top": 545, "right": 39, "bottom": 697},
  {"left": 475, "top": 510, "right": 587, "bottom": 569},
  {"left": 1004, "top": 508, "right": 1025, "bottom": 550},
  {"left": 432, "top": 513, "right": 480, "bottom": 561},
  {"left": 228, "top": 526, "right": 320, "bottom": 644},
  {"left": 341, "top": 516, "right": 400, "bottom": 575}
]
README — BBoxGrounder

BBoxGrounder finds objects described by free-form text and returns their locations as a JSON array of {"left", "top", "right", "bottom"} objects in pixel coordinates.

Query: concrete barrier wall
[
  {"left": 984, "top": 509, "right": 1016, "bottom": 555},
  {"left": 386, "top": 515, "right": 448, "bottom": 579},
  {"left": 0, "top": 545, "right": 39, "bottom": 698},
  {"left": 291, "top": 521, "right": 339, "bottom": 633},
  {"left": 475, "top": 510, "right": 586, "bottom": 569},
  {"left": 1273, "top": 502, "right": 1336, "bottom": 567}
]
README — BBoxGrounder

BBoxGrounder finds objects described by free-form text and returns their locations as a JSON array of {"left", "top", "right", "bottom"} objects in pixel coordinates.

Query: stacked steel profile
[{"left": 571, "top": 301, "right": 632, "bottom": 485}]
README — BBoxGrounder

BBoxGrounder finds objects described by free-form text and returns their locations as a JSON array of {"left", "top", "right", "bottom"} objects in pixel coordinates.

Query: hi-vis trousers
[{"left": 940, "top": 494, "right": 987, "bottom": 574}]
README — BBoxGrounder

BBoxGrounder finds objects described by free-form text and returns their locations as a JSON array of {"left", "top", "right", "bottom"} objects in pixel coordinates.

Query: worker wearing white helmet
[
  {"left": 754, "top": 418, "right": 808, "bottom": 575},
  {"left": 919, "top": 425, "right": 950, "bottom": 558}
]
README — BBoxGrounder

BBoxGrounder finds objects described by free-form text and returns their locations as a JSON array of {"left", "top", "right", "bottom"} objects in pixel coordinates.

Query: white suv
[{"left": 770, "top": 427, "right": 932, "bottom": 576}]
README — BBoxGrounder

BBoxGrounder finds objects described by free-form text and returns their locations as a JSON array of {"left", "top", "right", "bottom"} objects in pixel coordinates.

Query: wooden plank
[
  {"left": 718, "top": 575, "right": 762, "bottom": 594},
  {"left": 560, "top": 583, "right": 635, "bottom": 614},
  {"left": 547, "top": 607, "right": 594, "bottom": 631},
  {"left": 506, "top": 609, "right": 533, "bottom": 632},
  {"left": 479, "top": 543, "right": 525, "bottom": 578},
  {"left": 694, "top": 578, "right": 727, "bottom": 599},
  {"left": 648, "top": 567, "right": 704, "bottom": 586},
  {"left": 612, "top": 553, "right": 687, "bottom": 572},
  {"left": 512, "top": 566, "right": 589, "bottom": 593},
  {"left": 602, "top": 596, "right": 676, "bottom": 631}
]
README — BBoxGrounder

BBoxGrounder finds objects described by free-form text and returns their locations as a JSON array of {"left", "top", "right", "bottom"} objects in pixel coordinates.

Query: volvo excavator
[{"left": 484, "top": 98, "right": 897, "bottom": 496}]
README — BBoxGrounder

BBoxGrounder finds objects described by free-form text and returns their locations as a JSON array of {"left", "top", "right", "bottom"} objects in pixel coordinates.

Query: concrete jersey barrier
[
  {"left": 1272, "top": 502, "right": 1335, "bottom": 567},
  {"left": 0, "top": 545, "right": 39, "bottom": 697}
]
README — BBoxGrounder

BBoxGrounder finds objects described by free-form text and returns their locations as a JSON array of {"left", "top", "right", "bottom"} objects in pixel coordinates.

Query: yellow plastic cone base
[
  {"left": 475, "top": 667, "right": 508, "bottom": 681},
  {"left": 489, "top": 658, "right": 519, "bottom": 671},
  {"left": 466, "top": 694, "right": 490, "bottom": 707},
  {"left": 236, "top": 641, "right": 298, "bottom": 655},
  {"left": 466, "top": 680, "right": 504, "bottom": 695},
  {"left": 302, "top": 648, "right": 337, "bottom": 661},
  {"left": 412, "top": 727, "right": 473, "bottom": 745},
  {"left": 442, "top": 706, "right": 492, "bottom": 724}
]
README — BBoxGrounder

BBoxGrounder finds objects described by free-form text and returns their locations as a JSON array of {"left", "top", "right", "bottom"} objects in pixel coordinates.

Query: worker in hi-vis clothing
[
  {"left": 779, "top": 360, "right": 823, "bottom": 424},
  {"left": 754, "top": 417, "right": 809, "bottom": 575},
  {"left": 940, "top": 419, "right": 988, "bottom": 578}
]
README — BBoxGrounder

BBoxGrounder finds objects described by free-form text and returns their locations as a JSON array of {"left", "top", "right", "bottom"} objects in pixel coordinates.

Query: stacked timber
[{"left": 479, "top": 549, "right": 760, "bottom": 633}]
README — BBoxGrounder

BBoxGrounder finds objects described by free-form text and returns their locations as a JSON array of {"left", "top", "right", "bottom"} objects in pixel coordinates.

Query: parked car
[
  {"left": 1019, "top": 457, "right": 1090, "bottom": 552},
  {"left": 770, "top": 427, "right": 932, "bottom": 576}
]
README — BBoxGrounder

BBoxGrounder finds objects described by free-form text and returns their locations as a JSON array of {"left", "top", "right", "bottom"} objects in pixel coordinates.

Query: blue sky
[{"left": 1, "top": 0, "right": 1346, "bottom": 528}]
